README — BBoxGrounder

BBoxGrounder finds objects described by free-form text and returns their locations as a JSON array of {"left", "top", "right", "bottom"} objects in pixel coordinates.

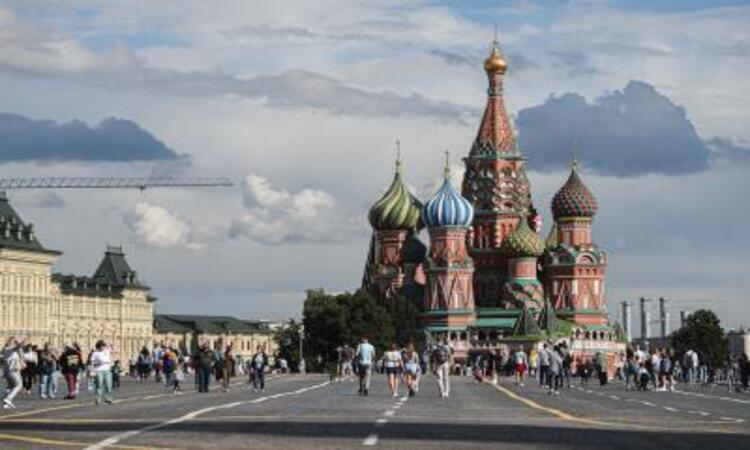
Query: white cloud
[
  {"left": 124, "top": 201, "right": 205, "bottom": 250},
  {"left": 230, "top": 174, "right": 362, "bottom": 245}
]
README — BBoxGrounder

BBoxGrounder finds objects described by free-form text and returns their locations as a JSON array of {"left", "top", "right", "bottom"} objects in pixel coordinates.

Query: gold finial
[
  {"left": 443, "top": 150, "right": 451, "bottom": 178},
  {"left": 395, "top": 139, "right": 402, "bottom": 173},
  {"left": 571, "top": 141, "right": 579, "bottom": 171},
  {"left": 484, "top": 27, "right": 507, "bottom": 74}
]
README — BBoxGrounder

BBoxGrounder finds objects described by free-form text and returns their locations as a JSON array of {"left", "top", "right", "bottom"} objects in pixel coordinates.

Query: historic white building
[{"left": 0, "top": 192, "right": 154, "bottom": 359}]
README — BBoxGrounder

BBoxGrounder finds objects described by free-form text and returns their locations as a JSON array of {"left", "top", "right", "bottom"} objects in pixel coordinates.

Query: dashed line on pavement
[
  {"left": 362, "top": 434, "right": 378, "bottom": 446},
  {"left": 83, "top": 380, "right": 330, "bottom": 450}
]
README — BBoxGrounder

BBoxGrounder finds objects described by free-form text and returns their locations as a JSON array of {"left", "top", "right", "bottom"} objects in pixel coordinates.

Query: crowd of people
[
  {"left": 334, "top": 335, "right": 455, "bottom": 399},
  {"left": 1, "top": 336, "right": 280, "bottom": 410}
]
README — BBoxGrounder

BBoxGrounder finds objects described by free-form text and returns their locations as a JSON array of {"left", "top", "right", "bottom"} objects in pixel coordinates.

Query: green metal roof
[
  {"left": 470, "top": 318, "right": 516, "bottom": 329},
  {"left": 424, "top": 325, "right": 467, "bottom": 332},
  {"left": 154, "top": 314, "right": 270, "bottom": 334}
]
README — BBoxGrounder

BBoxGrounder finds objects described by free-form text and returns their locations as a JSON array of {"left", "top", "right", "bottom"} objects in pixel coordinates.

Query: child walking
[{"left": 172, "top": 362, "right": 185, "bottom": 395}]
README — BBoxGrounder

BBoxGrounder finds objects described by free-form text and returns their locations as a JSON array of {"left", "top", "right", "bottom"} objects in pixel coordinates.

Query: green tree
[
  {"left": 273, "top": 319, "right": 302, "bottom": 372},
  {"left": 301, "top": 289, "right": 395, "bottom": 372},
  {"left": 382, "top": 294, "right": 423, "bottom": 347},
  {"left": 672, "top": 309, "right": 728, "bottom": 368}
]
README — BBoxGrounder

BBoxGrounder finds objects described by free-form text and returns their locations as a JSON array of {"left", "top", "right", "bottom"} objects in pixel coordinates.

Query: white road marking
[
  {"left": 383, "top": 410, "right": 395, "bottom": 417},
  {"left": 641, "top": 401, "right": 656, "bottom": 407},
  {"left": 585, "top": 390, "right": 593, "bottom": 394},
  {"left": 84, "top": 381, "right": 330, "bottom": 450},
  {"left": 362, "top": 434, "right": 378, "bottom": 446},
  {"left": 609, "top": 395, "right": 620, "bottom": 400},
  {"left": 663, "top": 406, "right": 678, "bottom": 412},
  {"left": 375, "top": 419, "right": 388, "bottom": 426}
]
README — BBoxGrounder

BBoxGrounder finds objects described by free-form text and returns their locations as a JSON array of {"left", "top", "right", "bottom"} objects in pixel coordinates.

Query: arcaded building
[
  {"left": 0, "top": 192, "right": 154, "bottom": 359},
  {"left": 363, "top": 41, "right": 625, "bottom": 370}
]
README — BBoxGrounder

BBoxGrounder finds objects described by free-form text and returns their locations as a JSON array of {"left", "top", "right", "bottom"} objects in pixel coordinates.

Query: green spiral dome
[
  {"left": 500, "top": 216, "right": 544, "bottom": 258},
  {"left": 368, "top": 163, "right": 422, "bottom": 231}
]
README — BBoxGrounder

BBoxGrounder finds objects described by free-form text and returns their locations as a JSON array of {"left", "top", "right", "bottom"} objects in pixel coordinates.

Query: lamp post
[{"left": 298, "top": 324, "right": 306, "bottom": 375}]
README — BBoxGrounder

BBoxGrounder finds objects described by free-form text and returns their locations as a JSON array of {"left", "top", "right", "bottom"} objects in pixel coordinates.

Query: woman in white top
[
  {"left": 383, "top": 343, "right": 403, "bottom": 397},
  {"left": 402, "top": 343, "right": 421, "bottom": 397},
  {"left": 3, "top": 337, "right": 25, "bottom": 409},
  {"left": 91, "top": 340, "right": 113, "bottom": 405}
]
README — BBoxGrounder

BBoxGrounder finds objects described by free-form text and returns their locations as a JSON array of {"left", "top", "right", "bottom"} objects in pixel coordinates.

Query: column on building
[
  {"left": 461, "top": 40, "right": 536, "bottom": 307},
  {"left": 421, "top": 159, "right": 476, "bottom": 332},
  {"left": 363, "top": 154, "right": 425, "bottom": 299}
]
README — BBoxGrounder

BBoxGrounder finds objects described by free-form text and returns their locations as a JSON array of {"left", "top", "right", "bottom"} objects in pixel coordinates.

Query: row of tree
[{"left": 274, "top": 289, "right": 422, "bottom": 373}]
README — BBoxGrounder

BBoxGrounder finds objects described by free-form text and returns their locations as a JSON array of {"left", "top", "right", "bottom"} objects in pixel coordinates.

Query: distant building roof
[
  {"left": 0, "top": 191, "right": 60, "bottom": 254},
  {"left": 93, "top": 245, "right": 145, "bottom": 288},
  {"left": 154, "top": 314, "right": 271, "bottom": 335}
]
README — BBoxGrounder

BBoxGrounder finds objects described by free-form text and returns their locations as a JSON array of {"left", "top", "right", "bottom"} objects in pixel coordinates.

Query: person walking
[
  {"left": 560, "top": 341, "right": 572, "bottom": 388},
  {"left": 38, "top": 344, "right": 57, "bottom": 399},
  {"left": 383, "top": 343, "right": 403, "bottom": 397},
  {"left": 220, "top": 344, "right": 236, "bottom": 392},
  {"left": 595, "top": 351, "right": 608, "bottom": 386},
  {"left": 513, "top": 346, "right": 528, "bottom": 387},
  {"left": 91, "top": 340, "right": 114, "bottom": 405},
  {"left": 2, "top": 337, "right": 25, "bottom": 409},
  {"left": 20, "top": 344, "right": 38, "bottom": 395},
  {"left": 538, "top": 343, "right": 551, "bottom": 388},
  {"left": 172, "top": 361, "right": 185, "bottom": 395},
  {"left": 529, "top": 348, "right": 538, "bottom": 379},
  {"left": 548, "top": 345, "right": 563, "bottom": 395},
  {"left": 136, "top": 347, "right": 153, "bottom": 381},
  {"left": 193, "top": 342, "right": 214, "bottom": 393},
  {"left": 250, "top": 345, "right": 269, "bottom": 392},
  {"left": 402, "top": 343, "right": 420, "bottom": 397},
  {"left": 60, "top": 344, "right": 83, "bottom": 399},
  {"left": 431, "top": 338, "right": 453, "bottom": 398},
  {"left": 355, "top": 335, "right": 375, "bottom": 396}
]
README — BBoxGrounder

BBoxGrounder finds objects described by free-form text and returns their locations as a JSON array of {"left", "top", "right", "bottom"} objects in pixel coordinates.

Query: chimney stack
[
  {"left": 659, "top": 297, "right": 670, "bottom": 338},
  {"left": 640, "top": 297, "right": 651, "bottom": 339},
  {"left": 621, "top": 301, "right": 632, "bottom": 342}
]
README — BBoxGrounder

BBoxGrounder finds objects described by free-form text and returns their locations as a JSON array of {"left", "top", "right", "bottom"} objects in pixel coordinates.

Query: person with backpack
[
  {"left": 251, "top": 345, "right": 269, "bottom": 392},
  {"left": 431, "top": 338, "right": 453, "bottom": 398},
  {"left": 402, "top": 343, "right": 421, "bottom": 397},
  {"left": 193, "top": 342, "right": 214, "bottom": 393},
  {"left": 355, "top": 335, "right": 375, "bottom": 396},
  {"left": 37, "top": 344, "right": 57, "bottom": 399},
  {"left": 60, "top": 343, "right": 83, "bottom": 399},
  {"left": 3, "top": 336, "right": 25, "bottom": 409},
  {"left": 136, "top": 347, "right": 153, "bottom": 381},
  {"left": 658, "top": 349, "right": 674, "bottom": 391}
]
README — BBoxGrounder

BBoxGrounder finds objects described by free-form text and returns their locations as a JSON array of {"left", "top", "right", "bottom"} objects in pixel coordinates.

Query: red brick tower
[
  {"left": 544, "top": 158, "right": 608, "bottom": 326},
  {"left": 462, "top": 40, "right": 533, "bottom": 307}
]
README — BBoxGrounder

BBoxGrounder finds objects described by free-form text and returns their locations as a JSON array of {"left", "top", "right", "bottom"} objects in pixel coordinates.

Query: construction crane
[{"left": 0, "top": 176, "right": 234, "bottom": 192}]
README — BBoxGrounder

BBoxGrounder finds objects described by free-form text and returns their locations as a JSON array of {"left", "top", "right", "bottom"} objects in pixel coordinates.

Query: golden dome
[{"left": 484, "top": 43, "right": 507, "bottom": 74}]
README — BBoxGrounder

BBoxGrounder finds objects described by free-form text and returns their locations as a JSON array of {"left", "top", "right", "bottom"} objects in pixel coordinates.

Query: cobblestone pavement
[{"left": 0, "top": 374, "right": 748, "bottom": 449}]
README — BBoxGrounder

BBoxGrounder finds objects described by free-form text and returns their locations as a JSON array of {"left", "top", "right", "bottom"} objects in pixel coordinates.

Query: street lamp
[{"left": 298, "top": 324, "right": 306, "bottom": 375}]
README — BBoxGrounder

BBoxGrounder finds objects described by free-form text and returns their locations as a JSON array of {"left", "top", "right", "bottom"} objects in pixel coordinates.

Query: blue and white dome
[{"left": 423, "top": 173, "right": 474, "bottom": 229}]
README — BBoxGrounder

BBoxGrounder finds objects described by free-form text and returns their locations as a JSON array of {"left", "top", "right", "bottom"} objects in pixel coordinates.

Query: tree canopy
[{"left": 671, "top": 309, "right": 728, "bottom": 367}]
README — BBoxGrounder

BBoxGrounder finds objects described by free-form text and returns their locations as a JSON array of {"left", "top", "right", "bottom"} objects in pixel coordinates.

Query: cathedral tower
[
  {"left": 462, "top": 40, "right": 534, "bottom": 307},
  {"left": 422, "top": 157, "right": 476, "bottom": 329},
  {"left": 544, "top": 159, "right": 608, "bottom": 326},
  {"left": 363, "top": 153, "right": 425, "bottom": 299}
]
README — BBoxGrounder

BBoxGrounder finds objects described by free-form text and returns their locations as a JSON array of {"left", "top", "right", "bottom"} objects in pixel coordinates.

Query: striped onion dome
[
  {"left": 423, "top": 160, "right": 474, "bottom": 229},
  {"left": 551, "top": 163, "right": 598, "bottom": 219},
  {"left": 500, "top": 216, "right": 544, "bottom": 258},
  {"left": 368, "top": 159, "right": 423, "bottom": 231}
]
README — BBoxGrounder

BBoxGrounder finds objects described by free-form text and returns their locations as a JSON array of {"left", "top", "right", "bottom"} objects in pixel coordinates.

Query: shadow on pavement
[{"left": 0, "top": 420, "right": 747, "bottom": 449}]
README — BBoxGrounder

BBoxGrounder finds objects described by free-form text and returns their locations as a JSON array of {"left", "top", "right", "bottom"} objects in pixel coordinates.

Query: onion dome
[
  {"left": 368, "top": 157, "right": 422, "bottom": 231},
  {"left": 484, "top": 40, "right": 508, "bottom": 74},
  {"left": 551, "top": 160, "right": 598, "bottom": 219},
  {"left": 423, "top": 154, "right": 474, "bottom": 228},
  {"left": 500, "top": 216, "right": 544, "bottom": 258}
]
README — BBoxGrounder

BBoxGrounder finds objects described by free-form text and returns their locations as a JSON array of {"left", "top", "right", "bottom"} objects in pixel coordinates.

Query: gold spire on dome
[
  {"left": 571, "top": 141, "right": 580, "bottom": 172},
  {"left": 484, "top": 28, "right": 508, "bottom": 74}
]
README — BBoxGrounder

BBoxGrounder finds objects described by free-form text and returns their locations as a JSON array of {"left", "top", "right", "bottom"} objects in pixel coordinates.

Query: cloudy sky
[{"left": 1, "top": 0, "right": 748, "bottom": 333}]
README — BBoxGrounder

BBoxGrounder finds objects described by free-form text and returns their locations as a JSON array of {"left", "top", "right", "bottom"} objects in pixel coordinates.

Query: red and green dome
[
  {"left": 500, "top": 217, "right": 544, "bottom": 258},
  {"left": 551, "top": 168, "right": 598, "bottom": 219}
]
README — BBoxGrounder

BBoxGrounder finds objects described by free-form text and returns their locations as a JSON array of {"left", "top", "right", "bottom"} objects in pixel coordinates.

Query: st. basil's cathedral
[{"left": 362, "top": 40, "right": 625, "bottom": 370}]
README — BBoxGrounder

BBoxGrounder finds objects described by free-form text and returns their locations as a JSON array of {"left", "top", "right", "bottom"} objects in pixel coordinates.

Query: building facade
[
  {"left": 0, "top": 192, "right": 155, "bottom": 360},
  {"left": 363, "top": 40, "right": 625, "bottom": 370},
  {"left": 153, "top": 314, "right": 277, "bottom": 359}
]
